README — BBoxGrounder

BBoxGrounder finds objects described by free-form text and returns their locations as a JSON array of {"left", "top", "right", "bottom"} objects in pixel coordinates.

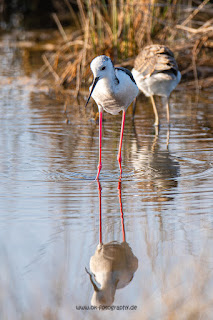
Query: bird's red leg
[
  {"left": 96, "top": 110, "right": 102, "bottom": 180},
  {"left": 117, "top": 110, "right": 126, "bottom": 176},
  {"left": 97, "top": 179, "right": 102, "bottom": 244}
]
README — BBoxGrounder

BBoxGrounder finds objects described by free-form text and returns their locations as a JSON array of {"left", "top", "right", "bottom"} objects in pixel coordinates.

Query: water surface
[{"left": 0, "top": 33, "right": 213, "bottom": 320}]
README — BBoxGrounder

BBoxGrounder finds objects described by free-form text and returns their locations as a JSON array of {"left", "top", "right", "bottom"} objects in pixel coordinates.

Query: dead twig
[
  {"left": 181, "top": 0, "right": 211, "bottom": 26},
  {"left": 176, "top": 24, "right": 213, "bottom": 34},
  {"left": 42, "top": 54, "right": 60, "bottom": 83},
  {"left": 75, "top": 54, "right": 82, "bottom": 97},
  {"left": 63, "top": 0, "right": 80, "bottom": 28},
  {"left": 52, "top": 13, "right": 68, "bottom": 41},
  {"left": 192, "top": 39, "right": 200, "bottom": 94}
]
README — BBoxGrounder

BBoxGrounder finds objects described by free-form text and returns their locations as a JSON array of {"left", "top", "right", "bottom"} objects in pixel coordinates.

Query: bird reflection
[
  {"left": 86, "top": 180, "right": 138, "bottom": 307},
  {"left": 132, "top": 125, "right": 180, "bottom": 200}
]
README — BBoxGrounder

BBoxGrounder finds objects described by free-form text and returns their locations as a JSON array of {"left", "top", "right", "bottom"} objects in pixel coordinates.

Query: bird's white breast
[{"left": 91, "top": 71, "right": 138, "bottom": 115}]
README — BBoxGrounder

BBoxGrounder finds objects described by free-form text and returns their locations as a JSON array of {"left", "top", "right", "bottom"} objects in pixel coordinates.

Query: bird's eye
[{"left": 101, "top": 66, "right": 106, "bottom": 71}]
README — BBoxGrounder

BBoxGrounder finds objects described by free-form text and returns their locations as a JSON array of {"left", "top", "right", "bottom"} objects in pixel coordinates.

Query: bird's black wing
[{"left": 115, "top": 67, "right": 137, "bottom": 84}]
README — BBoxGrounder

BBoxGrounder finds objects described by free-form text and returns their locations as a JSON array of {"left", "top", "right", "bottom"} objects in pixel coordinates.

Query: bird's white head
[
  {"left": 90, "top": 55, "right": 114, "bottom": 79},
  {"left": 84, "top": 55, "right": 114, "bottom": 108}
]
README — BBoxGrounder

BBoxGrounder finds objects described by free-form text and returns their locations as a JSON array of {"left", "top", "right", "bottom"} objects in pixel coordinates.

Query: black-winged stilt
[
  {"left": 85, "top": 55, "right": 139, "bottom": 179},
  {"left": 132, "top": 44, "right": 181, "bottom": 126}
]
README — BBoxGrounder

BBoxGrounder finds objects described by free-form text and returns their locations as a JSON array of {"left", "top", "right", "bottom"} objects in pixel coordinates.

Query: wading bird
[
  {"left": 132, "top": 44, "right": 181, "bottom": 126},
  {"left": 85, "top": 55, "right": 139, "bottom": 179}
]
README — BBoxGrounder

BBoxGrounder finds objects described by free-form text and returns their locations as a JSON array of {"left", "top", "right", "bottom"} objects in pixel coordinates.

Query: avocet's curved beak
[{"left": 84, "top": 76, "right": 100, "bottom": 108}]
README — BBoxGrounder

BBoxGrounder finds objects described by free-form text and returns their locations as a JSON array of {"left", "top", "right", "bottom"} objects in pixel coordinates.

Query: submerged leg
[
  {"left": 96, "top": 110, "right": 103, "bottom": 180},
  {"left": 165, "top": 97, "right": 170, "bottom": 124},
  {"left": 117, "top": 110, "right": 126, "bottom": 175},
  {"left": 150, "top": 95, "right": 159, "bottom": 126}
]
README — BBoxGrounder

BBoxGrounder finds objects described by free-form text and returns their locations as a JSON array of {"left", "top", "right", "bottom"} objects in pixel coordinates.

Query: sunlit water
[{"left": 0, "top": 33, "right": 213, "bottom": 320}]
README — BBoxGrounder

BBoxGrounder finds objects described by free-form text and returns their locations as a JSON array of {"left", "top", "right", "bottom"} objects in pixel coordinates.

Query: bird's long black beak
[{"left": 84, "top": 76, "right": 99, "bottom": 108}]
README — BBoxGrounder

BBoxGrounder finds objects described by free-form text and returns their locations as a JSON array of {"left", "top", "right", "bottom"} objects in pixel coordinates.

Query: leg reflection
[
  {"left": 86, "top": 179, "right": 138, "bottom": 307},
  {"left": 118, "top": 178, "right": 125, "bottom": 242},
  {"left": 97, "top": 179, "right": 102, "bottom": 244}
]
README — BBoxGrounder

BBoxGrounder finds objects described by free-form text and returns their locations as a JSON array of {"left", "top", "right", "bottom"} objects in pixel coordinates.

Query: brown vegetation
[{"left": 39, "top": 0, "right": 213, "bottom": 96}]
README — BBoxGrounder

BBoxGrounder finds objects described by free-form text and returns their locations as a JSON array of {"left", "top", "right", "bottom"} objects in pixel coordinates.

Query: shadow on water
[
  {"left": 131, "top": 123, "right": 180, "bottom": 202},
  {"left": 86, "top": 180, "right": 138, "bottom": 307}
]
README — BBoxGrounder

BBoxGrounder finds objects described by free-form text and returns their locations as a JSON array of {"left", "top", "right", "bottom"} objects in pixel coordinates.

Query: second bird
[
  {"left": 85, "top": 55, "right": 139, "bottom": 179},
  {"left": 132, "top": 44, "right": 181, "bottom": 126}
]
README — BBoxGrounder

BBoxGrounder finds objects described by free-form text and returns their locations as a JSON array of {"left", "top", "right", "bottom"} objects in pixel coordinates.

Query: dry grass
[{"left": 38, "top": 0, "right": 213, "bottom": 95}]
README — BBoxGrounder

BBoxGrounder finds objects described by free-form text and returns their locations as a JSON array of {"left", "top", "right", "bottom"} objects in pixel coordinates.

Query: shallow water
[{"left": 0, "top": 33, "right": 213, "bottom": 320}]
